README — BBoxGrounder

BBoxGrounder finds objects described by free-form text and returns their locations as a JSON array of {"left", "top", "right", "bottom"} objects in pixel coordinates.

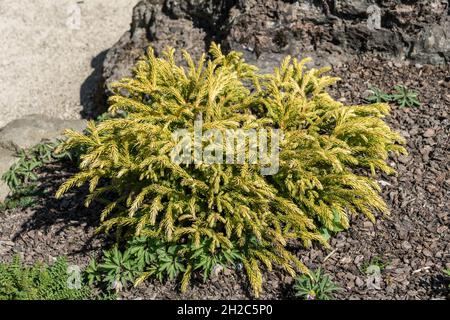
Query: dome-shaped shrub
[{"left": 56, "top": 44, "right": 406, "bottom": 296}]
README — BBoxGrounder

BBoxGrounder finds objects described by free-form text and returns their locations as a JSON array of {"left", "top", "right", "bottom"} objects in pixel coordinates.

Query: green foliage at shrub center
[{"left": 56, "top": 44, "right": 406, "bottom": 296}]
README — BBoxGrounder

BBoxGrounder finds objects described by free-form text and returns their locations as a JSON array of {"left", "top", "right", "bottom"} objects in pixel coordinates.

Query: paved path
[{"left": 0, "top": 0, "right": 137, "bottom": 127}]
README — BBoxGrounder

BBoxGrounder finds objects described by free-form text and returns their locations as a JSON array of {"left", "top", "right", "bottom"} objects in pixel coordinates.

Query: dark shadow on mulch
[
  {"left": 80, "top": 49, "right": 109, "bottom": 120},
  {"left": 11, "top": 161, "right": 109, "bottom": 257}
]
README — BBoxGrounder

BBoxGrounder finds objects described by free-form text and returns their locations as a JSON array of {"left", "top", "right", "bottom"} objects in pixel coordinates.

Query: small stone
[
  {"left": 283, "top": 276, "right": 293, "bottom": 284},
  {"left": 423, "top": 128, "right": 435, "bottom": 138},
  {"left": 212, "top": 264, "right": 224, "bottom": 278},
  {"left": 340, "top": 256, "right": 352, "bottom": 264},
  {"left": 402, "top": 241, "right": 412, "bottom": 251},
  {"left": 422, "top": 248, "right": 432, "bottom": 257},
  {"left": 0, "top": 147, "right": 18, "bottom": 201},
  {"left": 377, "top": 180, "right": 391, "bottom": 187},
  {"left": 347, "top": 280, "right": 355, "bottom": 289},
  {"left": 398, "top": 155, "right": 410, "bottom": 164}
]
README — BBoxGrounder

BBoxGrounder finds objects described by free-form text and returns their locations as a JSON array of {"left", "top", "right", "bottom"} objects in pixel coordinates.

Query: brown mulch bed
[{"left": 0, "top": 57, "right": 449, "bottom": 300}]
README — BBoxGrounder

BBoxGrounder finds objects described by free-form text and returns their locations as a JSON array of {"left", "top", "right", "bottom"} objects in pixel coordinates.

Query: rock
[
  {"left": 0, "top": 239, "right": 15, "bottom": 255},
  {"left": 334, "top": 0, "right": 373, "bottom": 17},
  {"left": 101, "top": 0, "right": 450, "bottom": 100},
  {"left": 223, "top": 267, "right": 233, "bottom": 276},
  {"left": 412, "top": 21, "right": 450, "bottom": 65},
  {"left": 402, "top": 241, "right": 412, "bottom": 251},
  {"left": 0, "top": 114, "right": 87, "bottom": 202},
  {"left": 0, "top": 240, "right": 15, "bottom": 247},
  {"left": 0, "top": 114, "right": 87, "bottom": 151},
  {"left": 0, "top": 147, "right": 18, "bottom": 201},
  {"left": 422, "top": 248, "right": 433, "bottom": 258}
]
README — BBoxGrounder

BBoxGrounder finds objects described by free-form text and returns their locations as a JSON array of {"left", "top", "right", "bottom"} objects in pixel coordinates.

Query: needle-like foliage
[{"left": 55, "top": 44, "right": 406, "bottom": 297}]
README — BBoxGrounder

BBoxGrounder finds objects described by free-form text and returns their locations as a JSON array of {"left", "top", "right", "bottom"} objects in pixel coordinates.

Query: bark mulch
[{"left": 0, "top": 57, "right": 448, "bottom": 300}]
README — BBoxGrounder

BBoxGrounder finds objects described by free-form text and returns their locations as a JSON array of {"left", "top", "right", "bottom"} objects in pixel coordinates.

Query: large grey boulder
[
  {"left": 0, "top": 114, "right": 87, "bottom": 151},
  {"left": 101, "top": 0, "right": 449, "bottom": 96}
]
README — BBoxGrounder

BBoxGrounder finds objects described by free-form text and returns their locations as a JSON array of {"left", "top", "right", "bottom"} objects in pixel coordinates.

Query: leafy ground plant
[
  {"left": 1, "top": 150, "right": 43, "bottom": 210},
  {"left": 56, "top": 44, "right": 406, "bottom": 297},
  {"left": 0, "top": 256, "right": 94, "bottom": 300},
  {"left": 364, "top": 85, "right": 421, "bottom": 108},
  {"left": 294, "top": 268, "right": 340, "bottom": 300},
  {"left": 390, "top": 85, "right": 421, "bottom": 108}
]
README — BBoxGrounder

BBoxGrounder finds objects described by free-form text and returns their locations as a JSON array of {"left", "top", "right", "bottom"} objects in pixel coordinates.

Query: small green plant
[
  {"left": 365, "top": 86, "right": 392, "bottom": 103},
  {"left": 294, "top": 268, "right": 340, "bottom": 300},
  {"left": 132, "top": 237, "right": 243, "bottom": 289},
  {"left": 319, "top": 209, "right": 346, "bottom": 240},
  {"left": 96, "top": 247, "right": 142, "bottom": 292},
  {"left": 364, "top": 85, "right": 421, "bottom": 108},
  {"left": 0, "top": 139, "right": 80, "bottom": 211},
  {"left": 152, "top": 244, "right": 186, "bottom": 281},
  {"left": 0, "top": 256, "right": 93, "bottom": 300},
  {"left": 391, "top": 85, "right": 421, "bottom": 108}
]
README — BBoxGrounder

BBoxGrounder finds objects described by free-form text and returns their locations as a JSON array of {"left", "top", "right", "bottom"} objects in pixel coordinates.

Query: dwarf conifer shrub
[{"left": 56, "top": 44, "right": 406, "bottom": 296}]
